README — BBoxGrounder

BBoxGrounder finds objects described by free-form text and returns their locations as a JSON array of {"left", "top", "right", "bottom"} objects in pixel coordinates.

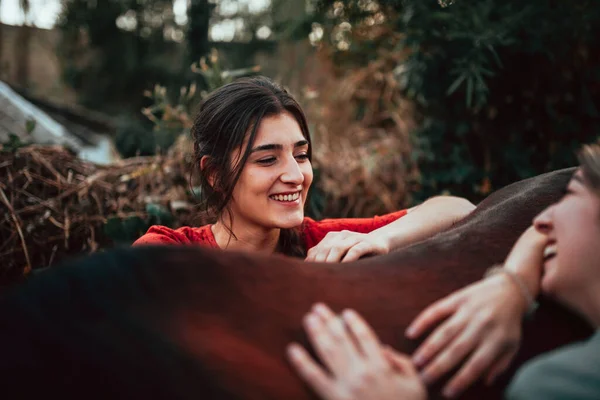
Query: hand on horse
[
  {"left": 305, "top": 231, "right": 390, "bottom": 263},
  {"left": 404, "top": 226, "right": 548, "bottom": 398},
  {"left": 287, "top": 303, "right": 427, "bottom": 400}
]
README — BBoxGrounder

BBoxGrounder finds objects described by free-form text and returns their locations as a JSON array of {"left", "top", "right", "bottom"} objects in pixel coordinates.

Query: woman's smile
[
  {"left": 542, "top": 242, "right": 557, "bottom": 263},
  {"left": 269, "top": 191, "right": 302, "bottom": 206}
]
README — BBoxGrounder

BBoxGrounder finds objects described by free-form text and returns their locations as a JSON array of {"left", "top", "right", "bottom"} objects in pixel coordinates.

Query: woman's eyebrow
[
  {"left": 250, "top": 140, "right": 309, "bottom": 153},
  {"left": 251, "top": 144, "right": 281, "bottom": 153}
]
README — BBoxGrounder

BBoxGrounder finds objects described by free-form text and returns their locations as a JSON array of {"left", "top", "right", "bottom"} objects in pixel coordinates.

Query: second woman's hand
[
  {"left": 405, "top": 275, "right": 524, "bottom": 398},
  {"left": 405, "top": 226, "right": 548, "bottom": 398}
]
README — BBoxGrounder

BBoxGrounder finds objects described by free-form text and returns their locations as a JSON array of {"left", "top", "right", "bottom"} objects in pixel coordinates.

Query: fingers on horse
[
  {"left": 324, "top": 238, "right": 354, "bottom": 263},
  {"left": 325, "top": 237, "right": 360, "bottom": 263},
  {"left": 312, "top": 303, "right": 337, "bottom": 320},
  {"left": 287, "top": 343, "right": 338, "bottom": 399},
  {"left": 307, "top": 246, "right": 332, "bottom": 263},
  {"left": 384, "top": 346, "right": 418, "bottom": 376},
  {"left": 341, "top": 243, "right": 372, "bottom": 263},
  {"left": 485, "top": 347, "right": 518, "bottom": 385},
  {"left": 341, "top": 309, "right": 386, "bottom": 367},
  {"left": 306, "top": 231, "right": 353, "bottom": 263},
  {"left": 406, "top": 291, "right": 464, "bottom": 339},
  {"left": 443, "top": 340, "right": 510, "bottom": 398},
  {"left": 420, "top": 314, "right": 484, "bottom": 384},
  {"left": 412, "top": 308, "right": 469, "bottom": 368},
  {"left": 305, "top": 244, "right": 321, "bottom": 262},
  {"left": 304, "top": 307, "right": 358, "bottom": 374}
]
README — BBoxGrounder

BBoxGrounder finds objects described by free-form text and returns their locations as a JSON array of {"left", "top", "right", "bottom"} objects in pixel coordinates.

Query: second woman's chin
[{"left": 540, "top": 267, "right": 560, "bottom": 298}]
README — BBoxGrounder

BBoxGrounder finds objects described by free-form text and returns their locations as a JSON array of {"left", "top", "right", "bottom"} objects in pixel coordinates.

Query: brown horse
[{"left": 0, "top": 167, "right": 592, "bottom": 400}]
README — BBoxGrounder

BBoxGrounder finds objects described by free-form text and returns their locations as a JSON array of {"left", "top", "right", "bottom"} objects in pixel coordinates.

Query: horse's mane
[{"left": 0, "top": 167, "right": 592, "bottom": 399}]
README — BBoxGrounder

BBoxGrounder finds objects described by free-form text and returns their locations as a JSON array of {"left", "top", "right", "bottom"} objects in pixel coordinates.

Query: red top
[{"left": 132, "top": 209, "right": 408, "bottom": 251}]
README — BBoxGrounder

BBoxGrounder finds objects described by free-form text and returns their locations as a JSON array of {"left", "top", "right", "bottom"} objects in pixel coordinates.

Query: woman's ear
[{"left": 200, "top": 155, "right": 216, "bottom": 188}]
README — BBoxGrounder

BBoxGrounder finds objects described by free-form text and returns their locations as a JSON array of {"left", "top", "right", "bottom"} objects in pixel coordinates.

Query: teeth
[
  {"left": 271, "top": 193, "right": 299, "bottom": 202},
  {"left": 544, "top": 244, "right": 557, "bottom": 259}
]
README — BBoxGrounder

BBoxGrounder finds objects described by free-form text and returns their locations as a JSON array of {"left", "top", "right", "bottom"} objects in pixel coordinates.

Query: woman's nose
[
  {"left": 280, "top": 157, "right": 304, "bottom": 184},
  {"left": 533, "top": 205, "right": 554, "bottom": 234}
]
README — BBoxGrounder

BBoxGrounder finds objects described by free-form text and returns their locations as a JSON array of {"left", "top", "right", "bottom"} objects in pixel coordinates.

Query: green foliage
[
  {"left": 2, "top": 133, "right": 30, "bottom": 152},
  {"left": 113, "top": 117, "right": 159, "bottom": 158},
  {"left": 103, "top": 203, "right": 174, "bottom": 245},
  {"left": 142, "top": 49, "right": 261, "bottom": 142},
  {"left": 113, "top": 48, "right": 260, "bottom": 158},
  {"left": 398, "top": 0, "right": 600, "bottom": 201},
  {"left": 56, "top": 0, "right": 198, "bottom": 115},
  {"left": 314, "top": 0, "right": 600, "bottom": 202},
  {"left": 25, "top": 119, "right": 36, "bottom": 134},
  {"left": 103, "top": 216, "right": 148, "bottom": 245},
  {"left": 1, "top": 119, "right": 36, "bottom": 152}
]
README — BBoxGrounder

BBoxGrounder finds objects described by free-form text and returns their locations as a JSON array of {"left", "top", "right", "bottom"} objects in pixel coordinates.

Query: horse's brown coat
[{"left": 0, "top": 167, "right": 592, "bottom": 399}]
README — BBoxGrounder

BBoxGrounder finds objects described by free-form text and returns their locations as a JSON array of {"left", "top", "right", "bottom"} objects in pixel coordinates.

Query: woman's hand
[
  {"left": 305, "top": 231, "right": 390, "bottom": 263},
  {"left": 287, "top": 303, "right": 427, "bottom": 400},
  {"left": 405, "top": 226, "right": 548, "bottom": 398}
]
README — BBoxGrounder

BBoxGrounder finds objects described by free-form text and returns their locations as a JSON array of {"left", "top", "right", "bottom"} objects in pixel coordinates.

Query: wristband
[{"left": 484, "top": 265, "right": 539, "bottom": 318}]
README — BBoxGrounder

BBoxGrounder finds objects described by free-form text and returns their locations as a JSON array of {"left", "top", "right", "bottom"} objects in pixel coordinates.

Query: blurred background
[{"left": 0, "top": 0, "right": 599, "bottom": 284}]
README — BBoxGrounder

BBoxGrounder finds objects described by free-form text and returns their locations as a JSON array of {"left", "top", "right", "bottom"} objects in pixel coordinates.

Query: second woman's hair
[{"left": 579, "top": 143, "right": 600, "bottom": 194}]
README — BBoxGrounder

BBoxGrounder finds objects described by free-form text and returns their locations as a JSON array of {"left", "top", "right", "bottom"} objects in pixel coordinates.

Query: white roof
[{"left": 0, "top": 80, "right": 83, "bottom": 151}]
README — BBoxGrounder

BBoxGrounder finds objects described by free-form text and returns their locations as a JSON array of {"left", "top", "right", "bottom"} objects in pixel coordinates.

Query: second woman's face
[
  {"left": 229, "top": 111, "right": 313, "bottom": 231},
  {"left": 534, "top": 169, "right": 600, "bottom": 313}
]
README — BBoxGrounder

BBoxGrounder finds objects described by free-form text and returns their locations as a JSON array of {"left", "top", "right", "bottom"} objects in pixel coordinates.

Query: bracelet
[{"left": 484, "top": 265, "right": 539, "bottom": 318}]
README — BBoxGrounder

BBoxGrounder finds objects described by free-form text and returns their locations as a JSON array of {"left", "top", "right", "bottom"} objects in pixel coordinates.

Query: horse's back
[{"left": 0, "top": 167, "right": 592, "bottom": 400}]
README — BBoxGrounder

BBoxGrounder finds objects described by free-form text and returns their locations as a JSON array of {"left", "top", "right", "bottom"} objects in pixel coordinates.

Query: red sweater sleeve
[
  {"left": 132, "top": 225, "right": 218, "bottom": 247},
  {"left": 302, "top": 209, "right": 408, "bottom": 251}
]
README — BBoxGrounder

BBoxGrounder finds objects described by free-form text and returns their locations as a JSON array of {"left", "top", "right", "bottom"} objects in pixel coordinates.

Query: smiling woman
[
  {"left": 133, "top": 76, "right": 475, "bottom": 261},
  {"left": 501, "top": 147, "right": 600, "bottom": 399}
]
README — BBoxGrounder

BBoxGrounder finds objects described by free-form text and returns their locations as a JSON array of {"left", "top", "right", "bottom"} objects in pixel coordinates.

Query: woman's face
[
  {"left": 228, "top": 111, "right": 313, "bottom": 231},
  {"left": 534, "top": 169, "right": 600, "bottom": 312}
]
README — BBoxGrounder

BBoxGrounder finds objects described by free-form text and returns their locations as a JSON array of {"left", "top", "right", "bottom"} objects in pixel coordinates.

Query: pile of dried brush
[
  {"left": 0, "top": 140, "right": 205, "bottom": 288},
  {"left": 301, "top": 41, "right": 418, "bottom": 219}
]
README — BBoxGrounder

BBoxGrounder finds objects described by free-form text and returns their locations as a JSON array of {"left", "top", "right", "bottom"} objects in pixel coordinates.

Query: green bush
[
  {"left": 113, "top": 117, "right": 161, "bottom": 158},
  {"left": 314, "top": 0, "right": 600, "bottom": 202}
]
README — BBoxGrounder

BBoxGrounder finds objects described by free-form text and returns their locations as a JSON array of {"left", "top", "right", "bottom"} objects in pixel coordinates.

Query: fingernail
[
  {"left": 341, "top": 309, "right": 356, "bottom": 321},
  {"left": 442, "top": 386, "right": 457, "bottom": 398},
  {"left": 287, "top": 344, "right": 302, "bottom": 360},
  {"left": 313, "top": 303, "right": 327, "bottom": 314},
  {"left": 406, "top": 326, "right": 417, "bottom": 338},
  {"left": 412, "top": 354, "right": 425, "bottom": 367},
  {"left": 305, "top": 314, "right": 319, "bottom": 329}
]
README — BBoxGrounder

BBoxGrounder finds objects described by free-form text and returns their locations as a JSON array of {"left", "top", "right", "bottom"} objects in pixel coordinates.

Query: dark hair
[{"left": 191, "top": 76, "right": 312, "bottom": 258}]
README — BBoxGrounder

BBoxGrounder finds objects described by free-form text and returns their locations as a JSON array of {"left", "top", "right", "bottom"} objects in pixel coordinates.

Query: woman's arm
[
  {"left": 306, "top": 196, "right": 475, "bottom": 263},
  {"left": 372, "top": 195, "right": 476, "bottom": 253}
]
